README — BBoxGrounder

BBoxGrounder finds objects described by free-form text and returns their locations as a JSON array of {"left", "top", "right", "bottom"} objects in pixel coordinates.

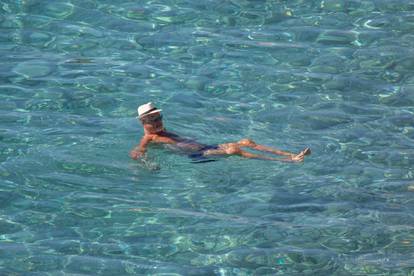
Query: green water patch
[{"left": 13, "top": 61, "right": 55, "bottom": 78}]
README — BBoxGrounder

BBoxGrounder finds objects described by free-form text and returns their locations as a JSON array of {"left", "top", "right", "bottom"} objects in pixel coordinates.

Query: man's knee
[
  {"left": 225, "top": 144, "right": 241, "bottom": 155},
  {"left": 238, "top": 138, "right": 256, "bottom": 147}
]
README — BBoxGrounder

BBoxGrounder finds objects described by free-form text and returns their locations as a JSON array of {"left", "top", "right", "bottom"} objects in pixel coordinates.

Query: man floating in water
[{"left": 130, "top": 102, "right": 311, "bottom": 163}]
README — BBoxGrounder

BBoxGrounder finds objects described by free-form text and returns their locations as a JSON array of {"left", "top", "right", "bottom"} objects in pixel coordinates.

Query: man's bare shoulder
[{"left": 150, "top": 132, "right": 179, "bottom": 144}]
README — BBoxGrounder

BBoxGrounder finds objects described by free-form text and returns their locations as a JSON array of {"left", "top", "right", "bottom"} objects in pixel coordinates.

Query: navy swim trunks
[{"left": 188, "top": 144, "right": 219, "bottom": 163}]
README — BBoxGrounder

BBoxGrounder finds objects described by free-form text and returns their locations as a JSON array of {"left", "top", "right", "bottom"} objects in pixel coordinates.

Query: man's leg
[
  {"left": 237, "top": 139, "right": 311, "bottom": 157},
  {"left": 203, "top": 143, "right": 303, "bottom": 162}
]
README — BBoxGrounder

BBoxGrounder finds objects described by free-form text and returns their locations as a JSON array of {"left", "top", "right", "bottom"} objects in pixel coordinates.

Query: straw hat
[{"left": 137, "top": 102, "right": 162, "bottom": 119}]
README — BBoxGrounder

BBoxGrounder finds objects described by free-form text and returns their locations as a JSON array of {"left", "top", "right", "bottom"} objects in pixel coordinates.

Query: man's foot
[
  {"left": 303, "top": 147, "right": 311, "bottom": 156},
  {"left": 291, "top": 148, "right": 311, "bottom": 162},
  {"left": 296, "top": 148, "right": 311, "bottom": 158}
]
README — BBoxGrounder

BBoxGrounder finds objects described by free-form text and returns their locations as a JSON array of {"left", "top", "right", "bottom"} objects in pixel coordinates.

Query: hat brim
[{"left": 137, "top": 109, "right": 162, "bottom": 119}]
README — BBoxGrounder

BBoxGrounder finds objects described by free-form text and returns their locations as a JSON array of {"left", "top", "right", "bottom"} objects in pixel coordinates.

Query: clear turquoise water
[{"left": 1, "top": 0, "right": 414, "bottom": 275}]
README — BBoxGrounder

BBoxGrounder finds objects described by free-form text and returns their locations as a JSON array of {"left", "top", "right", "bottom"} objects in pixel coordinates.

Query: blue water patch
[{"left": 1, "top": 0, "right": 414, "bottom": 274}]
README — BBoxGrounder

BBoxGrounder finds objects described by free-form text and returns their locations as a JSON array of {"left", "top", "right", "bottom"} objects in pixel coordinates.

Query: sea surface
[{"left": 1, "top": 0, "right": 414, "bottom": 275}]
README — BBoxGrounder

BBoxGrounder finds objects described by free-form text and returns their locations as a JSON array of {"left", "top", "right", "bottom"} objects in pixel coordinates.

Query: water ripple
[{"left": 1, "top": 0, "right": 414, "bottom": 274}]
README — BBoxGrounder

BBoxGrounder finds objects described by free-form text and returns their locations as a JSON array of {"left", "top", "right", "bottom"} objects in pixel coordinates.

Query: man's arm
[{"left": 130, "top": 135, "right": 152, "bottom": 160}]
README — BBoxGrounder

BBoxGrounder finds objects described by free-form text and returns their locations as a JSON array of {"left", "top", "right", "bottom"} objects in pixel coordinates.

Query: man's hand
[
  {"left": 130, "top": 150, "right": 159, "bottom": 170},
  {"left": 130, "top": 135, "right": 152, "bottom": 160},
  {"left": 130, "top": 150, "right": 143, "bottom": 160}
]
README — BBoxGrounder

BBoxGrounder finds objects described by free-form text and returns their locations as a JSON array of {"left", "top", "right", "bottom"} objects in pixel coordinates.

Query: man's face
[{"left": 141, "top": 112, "right": 164, "bottom": 133}]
